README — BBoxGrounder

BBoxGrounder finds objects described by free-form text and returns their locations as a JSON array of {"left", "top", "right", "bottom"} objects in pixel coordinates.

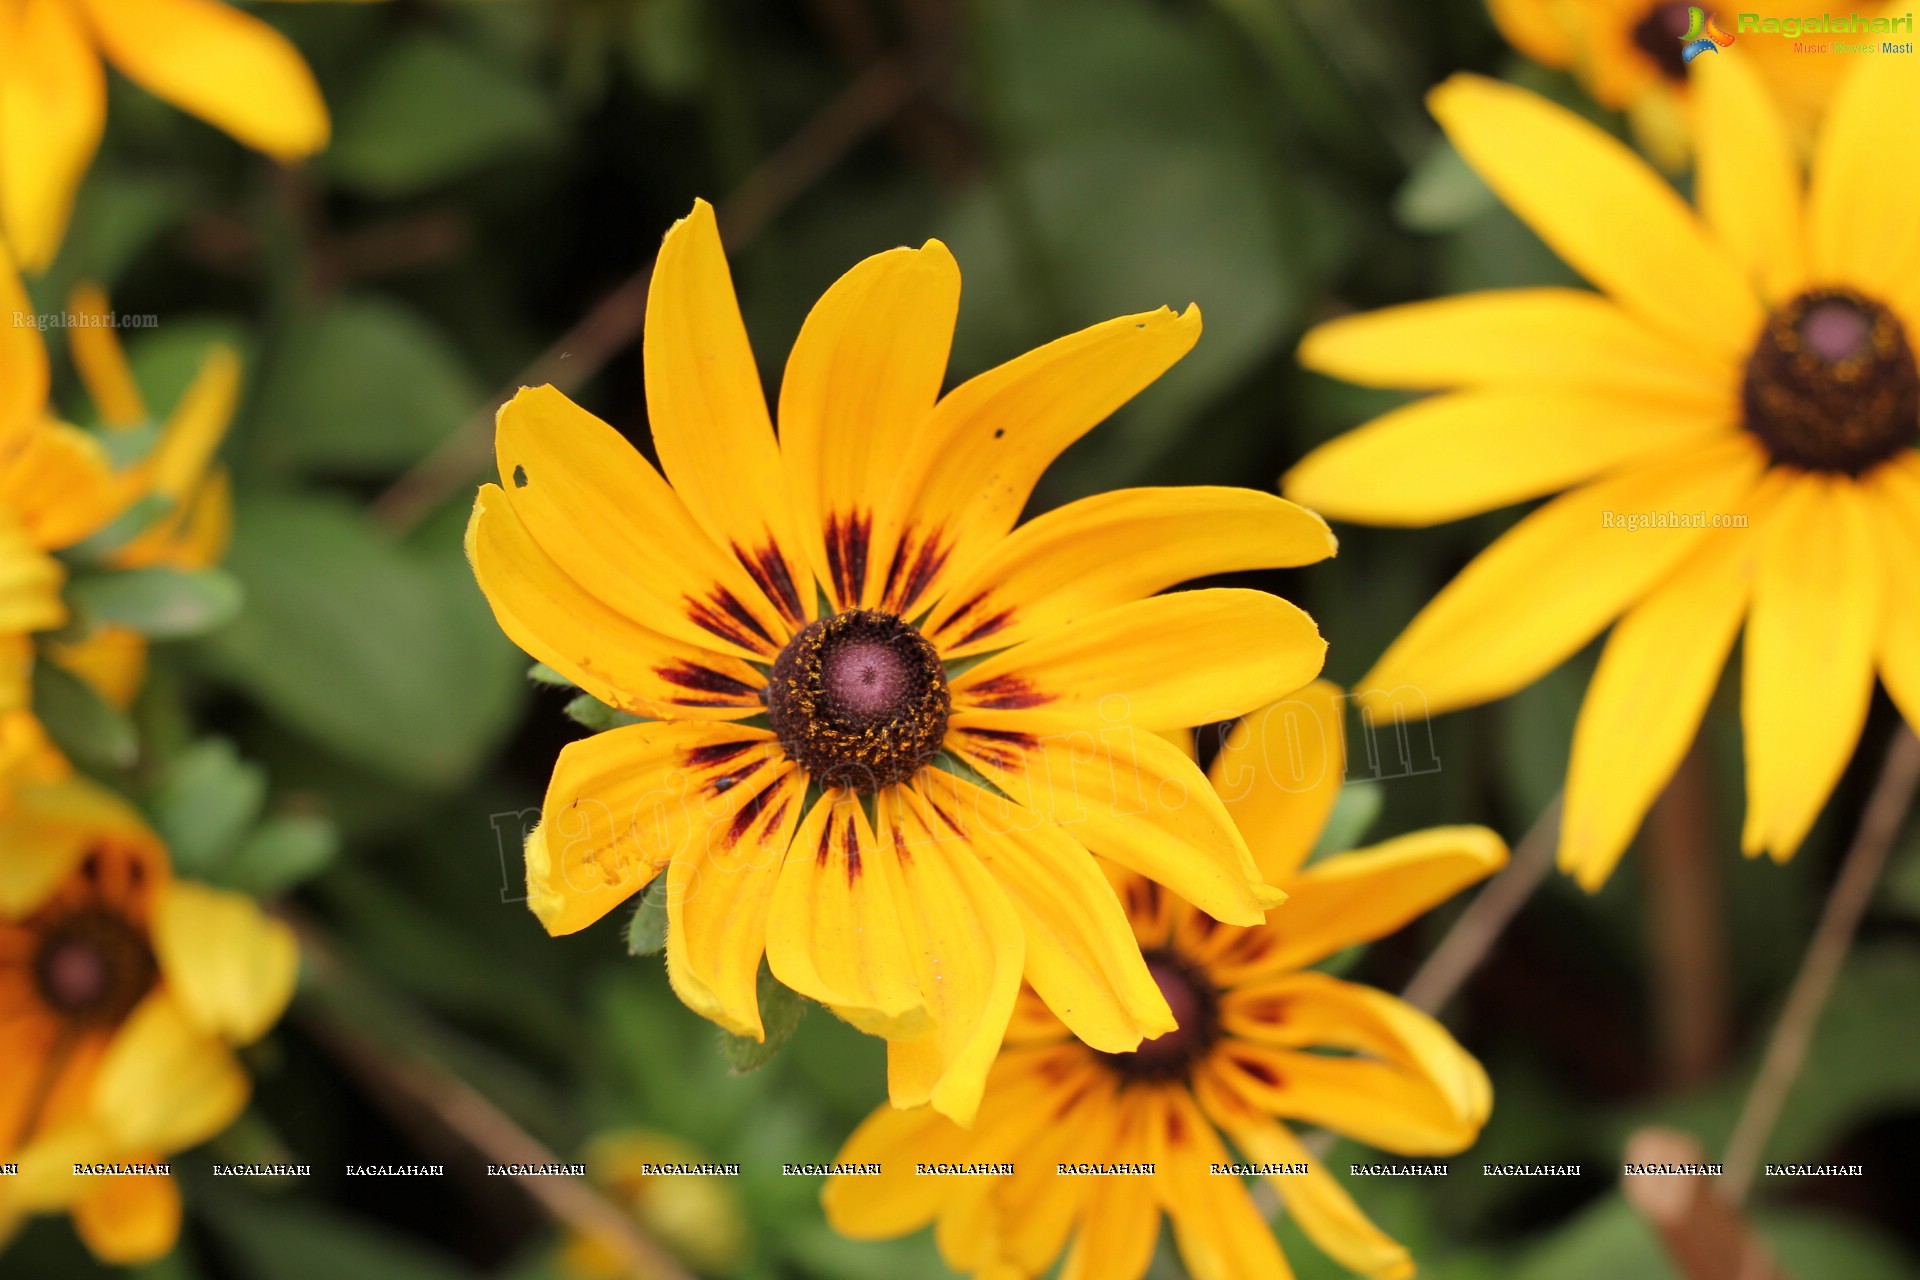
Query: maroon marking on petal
[
  {"left": 724, "top": 776, "right": 787, "bottom": 848},
  {"left": 756, "top": 796, "right": 791, "bottom": 840},
  {"left": 889, "top": 823, "right": 911, "bottom": 865},
  {"left": 956, "top": 725, "right": 1037, "bottom": 775},
  {"left": 657, "top": 663, "right": 760, "bottom": 701},
  {"left": 687, "top": 587, "right": 777, "bottom": 653},
  {"left": 1126, "top": 880, "right": 1163, "bottom": 924},
  {"left": 816, "top": 813, "right": 836, "bottom": 864},
  {"left": 925, "top": 796, "right": 965, "bottom": 838},
  {"left": 1239, "top": 996, "right": 1289, "bottom": 1026},
  {"left": 1233, "top": 1056, "right": 1284, "bottom": 1089},
  {"left": 883, "top": 525, "right": 951, "bottom": 615},
  {"left": 1191, "top": 915, "right": 1221, "bottom": 941},
  {"left": 1051, "top": 1079, "right": 1096, "bottom": 1121},
  {"left": 684, "top": 740, "right": 761, "bottom": 769},
  {"left": 708, "top": 756, "right": 768, "bottom": 797},
  {"left": 842, "top": 814, "right": 862, "bottom": 884},
  {"left": 963, "top": 674, "right": 1053, "bottom": 711},
  {"left": 824, "top": 512, "right": 873, "bottom": 607},
  {"left": 736, "top": 540, "right": 805, "bottom": 625},
  {"left": 1165, "top": 1106, "right": 1188, "bottom": 1145},
  {"left": 954, "top": 609, "right": 1016, "bottom": 649}
]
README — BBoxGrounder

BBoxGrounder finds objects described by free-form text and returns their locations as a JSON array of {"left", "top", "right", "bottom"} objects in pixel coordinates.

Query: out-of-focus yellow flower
[
  {"left": 825, "top": 685, "right": 1505, "bottom": 1280},
  {"left": 1288, "top": 59, "right": 1920, "bottom": 885},
  {"left": 0, "top": 251, "right": 238, "bottom": 785},
  {"left": 558, "top": 1131, "right": 748, "bottom": 1278},
  {"left": 0, "top": 775, "right": 298, "bottom": 1264},
  {"left": 0, "top": 0, "right": 335, "bottom": 271},
  {"left": 1486, "top": 0, "right": 1899, "bottom": 165},
  {"left": 468, "top": 198, "right": 1337, "bottom": 1125}
]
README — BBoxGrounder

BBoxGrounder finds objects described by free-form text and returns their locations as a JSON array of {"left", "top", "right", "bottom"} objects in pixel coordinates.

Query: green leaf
[
  {"left": 32, "top": 660, "right": 136, "bottom": 770},
  {"left": 1394, "top": 140, "right": 1498, "bottom": 233},
  {"left": 626, "top": 0, "right": 708, "bottom": 97},
  {"left": 150, "top": 739, "right": 268, "bottom": 876},
  {"left": 563, "top": 692, "right": 644, "bottom": 732},
  {"left": 197, "top": 491, "right": 526, "bottom": 788},
  {"left": 626, "top": 880, "right": 669, "bottom": 956},
  {"left": 207, "top": 1200, "right": 479, "bottom": 1280},
  {"left": 220, "top": 814, "right": 340, "bottom": 898},
  {"left": 527, "top": 662, "right": 574, "bottom": 688},
  {"left": 723, "top": 968, "right": 808, "bottom": 1074},
  {"left": 249, "top": 297, "right": 482, "bottom": 475},
  {"left": 1309, "top": 781, "right": 1384, "bottom": 859},
  {"left": 326, "top": 36, "right": 558, "bottom": 197},
  {"left": 67, "top": 568, "right": 242, "bottom": 639}
]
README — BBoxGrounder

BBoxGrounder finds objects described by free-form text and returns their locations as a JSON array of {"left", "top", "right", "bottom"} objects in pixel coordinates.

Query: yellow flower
[
  {"left": 1485, "top": 0, "right": 1898, "bottom": 165},
  {"left": 558, "top": 1131, "right": 747, "bottom": 1279},
  {"left": 467, "top": 199, "right": 1336, "bottom": 1124},
  {"left": 0, "top": 248, "right": 237, "bottom": 777},
  {"left": 1286, "top": 59, "right": 1920, "bottom": 887},
  {"left": 823, "top": 684, "right": 1505, "bottom": 1280},
  {"left": 0, "top": 775, "right": 298, "bottom": 1264},
  {"left": 0, "top": 0, "right": 333, "bottom": 271}
]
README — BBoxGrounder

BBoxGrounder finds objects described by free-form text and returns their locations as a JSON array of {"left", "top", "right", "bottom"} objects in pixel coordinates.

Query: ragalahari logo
[{"left": 1680, "top": 6, "right": 1737, "bottom": 59}]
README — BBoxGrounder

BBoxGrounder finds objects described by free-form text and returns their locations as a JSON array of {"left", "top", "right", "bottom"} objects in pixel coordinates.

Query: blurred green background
[{"left": 12, "top": 0, "right": 1920, "bottom": 1276}]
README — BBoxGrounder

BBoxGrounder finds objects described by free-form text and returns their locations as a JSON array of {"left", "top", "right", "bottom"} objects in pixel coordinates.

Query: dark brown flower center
[
  {"left": 765, "top": 609, "right": 950, "bottom": 794},
  {"left": 1631, "top": 3, "right": 1697, "bottom": 81},
  {"left": 1102, "top": 951, "right": 1220, "bottom": 1082},
  {"left": 1742, "top": 288, "right": 1920, "bottom": 474},
  {"left": 33, "top": 908, "right": 157, "bottom": 1026}
]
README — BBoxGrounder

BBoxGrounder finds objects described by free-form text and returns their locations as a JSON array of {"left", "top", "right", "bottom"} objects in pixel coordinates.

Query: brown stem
[
  {"left": 1623, "top": 1128, "right": 1786, "bottom": 1280},
  {"left": 1721, "top": 725, "right": 1920, "bottom": 1202},
  {"left": 369, "top": 55, "right": 920, "bottom": 536},
  {"left": 1401, "top": 794, "right": 1561, "bottom": 1015},
  {"left": 293, "top": 923, "right": 695, "bottom": 1280},
  {"left": 1645, "top": 738, "right": 1732, "bottom": 1088}
]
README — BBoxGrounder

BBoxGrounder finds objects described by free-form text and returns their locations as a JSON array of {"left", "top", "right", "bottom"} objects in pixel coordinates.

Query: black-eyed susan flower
[
  {"left": 1287, "top": 58, "right": 1920, "bottom": 888},
  {"left": 467, "top": 199, "right": 1336, "bottom": 1124},
  {"left": 1484, "top": 0, "right": 1897, "bottom": 165},
  {"left": 0, "top": 250, "right": 237, "bottom": 780},
  {"left": 0, "top": 775, "right": 298, "bottom": 1263},
  {"left": 823, "top": 683, "right": 1505, "bottom": 1280},
  {"left": 0, "top": 0, "right": 332, "bottom": 271}
]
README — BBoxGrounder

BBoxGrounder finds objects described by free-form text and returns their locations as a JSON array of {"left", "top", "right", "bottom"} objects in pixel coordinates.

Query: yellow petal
[
  {"left": 494, "top": 384, "right": 789, "bottom": 660},
  {"left": 466, "top": 483, "right": 766, "bottom": 719},
  {"left": 823, "top": 1100, "right": 967, "bottom": 1239},
  {"left": 882, "top": 787, "right": 1026, "bottom": 1126},
  {"left": 952, "top": 588, "right": 1325, "bottom": 732},
  {"left": 77, "top": 0, "right": 328, "bottom": 157},
  {"left": 952, "top": 712, "right": 1281, "bottom": 925},
  {"left": 1741, "top": 475, "right": 1880, "bottom": 860},
  {"left": 0, "top": 0, "right": 104, "bottom": 272},
  {"left": 1209, "top": 682, "right": 1348, "bottom": 884},
  {"left": 0, "top": 421, "right": 129, "bottom": 551},
  {"left": 1560, "top": 515, "right": 1769, "bottom": 890},
  {"left": 0, "top": 776, "right": 156, "bottom": 918},
  {"left": 1692, "top": 55, "right": 1805, "bottom": 306},
  {"left": 924, "top": 488, "right": 1335, "bottom": 657},
  {"left": 1808, "top": 52, "right": 1920, "bottom": 311},
  {"left": 875, "top": 303, "right": 1202, "bottom": 618},
  {"left": 1428, "top": 74, "right": 1761, "bottom": 358},
  {"left": 1358, "top": 435, "right": 1767, "bottom": 715},
  {"left": 68, "top": 282, "right": 148, "bottom": 428},
  {"left": 0, "top": 512, "right": 67, "bottom": 635},
  {"left": 92, "top": 990, "right": 249, "bottom": 1154},
  {"left": 144, "top": 343, "right": 238, "bottom": 501},
  {"left": 71, "top": 1169, "right": 181, "bottom": 1265},
  {"left": 1283, "top": 387, "right": 1731, "bottom": 527},
  {"left": 1245, "top": 827, "right": 1507, "bottom": 974},
  {"left": 1870, "top": 457, "right": 1920, "bottom": 732},
  {"left": 0, "top": 242, "right": 48, "bottom": 439},
  {"left": 150, "top": 880, "right": 298, "bottom": 1044},
  {"left": 1297, "top": 288, "right": 1725, "bottom": 404},
  {"left": 662, "top": 766, "right": 804, "bottom": 1039},
  {"left": 918, "top": 773, "right": 1173, "bottom": 1052},
  {"left": 1154, "top": 1088, "right": 1294, "bottom": 1280},
  {"left": 1218, "top": 971, "right": 1491, "bottom": 1136},
  {"left": 1231, "top": 1115, "right": 1411, "bottom": 1280},
  {"left": 1058, "top": 1097, "right": 1161, "bottom": 1280},
  {"left": 1484, "top": 0, "right": 1575, "bottom": 67},
  {"left": 528, "top": 720, "right": 784, "bottom": 936},
  {"left": 644, "top": 200, "right": 811, "bottom": 631},
  {"left": 765, "top": 791, "right": 930, "bottom": 1040},
  {"left": 777, "top": 241, "right": 959, "bottom": 609}
]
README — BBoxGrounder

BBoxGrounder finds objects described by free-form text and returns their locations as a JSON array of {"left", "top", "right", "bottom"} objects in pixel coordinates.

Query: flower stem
[{"left": 1721, "top": 725, "right": 1920, "bottom": 1203}]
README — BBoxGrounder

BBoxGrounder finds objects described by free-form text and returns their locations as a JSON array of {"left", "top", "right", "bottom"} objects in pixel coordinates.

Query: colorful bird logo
[{"left": 1680, "top": 6, "right": 1736, "bottom": 61}]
